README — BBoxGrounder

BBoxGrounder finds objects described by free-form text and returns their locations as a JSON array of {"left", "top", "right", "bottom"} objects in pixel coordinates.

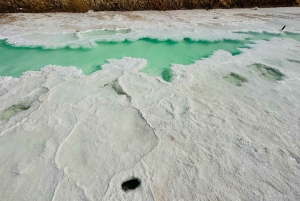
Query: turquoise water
[{"left": 0, "top": 32, "right": 299, "bottom": 81}]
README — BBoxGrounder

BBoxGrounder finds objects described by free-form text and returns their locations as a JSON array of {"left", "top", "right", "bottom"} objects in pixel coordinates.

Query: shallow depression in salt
[{"left": 1, "top": 8, "right": 300, "bottom": 201}]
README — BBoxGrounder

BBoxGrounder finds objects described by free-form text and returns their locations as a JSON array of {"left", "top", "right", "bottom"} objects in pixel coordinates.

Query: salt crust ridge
[
  {"left": 1, "top": 36, "right": 300, "bottom": 200},
  {"left": 0, "top": 8, "right": 300, "bottom": 48}
]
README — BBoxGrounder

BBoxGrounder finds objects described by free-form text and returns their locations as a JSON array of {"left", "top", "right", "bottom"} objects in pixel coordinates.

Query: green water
[{"left": 0, "top": 32, "right": 299, "bottom": 81}]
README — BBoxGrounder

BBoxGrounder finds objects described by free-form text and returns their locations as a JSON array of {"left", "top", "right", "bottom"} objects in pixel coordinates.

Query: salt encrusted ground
[
  {"left": 0, "top": 8, "right": 300, "bottom": 201},
  {"left": 1, "top": 7, "right": 300, "bottom": 47}
]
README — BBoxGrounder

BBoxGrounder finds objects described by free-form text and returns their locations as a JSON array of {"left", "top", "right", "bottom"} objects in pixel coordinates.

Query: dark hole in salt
[{"left": 121, "top": 178, "right": 141, "bottom": 191}]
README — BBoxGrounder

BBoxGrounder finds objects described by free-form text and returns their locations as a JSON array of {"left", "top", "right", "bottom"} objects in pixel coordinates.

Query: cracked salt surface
[{"left": 1, "top": 8, "right": 300, "bottom": 201}]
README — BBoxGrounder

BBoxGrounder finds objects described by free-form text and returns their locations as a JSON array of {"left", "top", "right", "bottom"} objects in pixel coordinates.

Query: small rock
[{"left": 121, "top": 178, "right": 141, "bottom": 191}]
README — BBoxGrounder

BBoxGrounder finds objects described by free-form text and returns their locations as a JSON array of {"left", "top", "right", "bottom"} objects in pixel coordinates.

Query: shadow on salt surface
[
  {"left": 0, "top": 31, "right": 299, "bottom": 82},
  {"left": 1, "top": 104, "right": 30, "bottom": 121},
  {"left": 223, "top": 63, "right": 286, "bottom": 87},
  {"left": 234, "top": 31, "right": 300, "bottom": 42},
  {"left": 223, "top": 72, "right": 248, "bottom": 87},
  {"left": 248, "top": 63, "right": 285, "bottom": 82},
  {"left": 0, "top": 87, "right": 49, "bottom": 122},
  {"left": 287, "top": 59, "right": 300, "bottom": 64}
]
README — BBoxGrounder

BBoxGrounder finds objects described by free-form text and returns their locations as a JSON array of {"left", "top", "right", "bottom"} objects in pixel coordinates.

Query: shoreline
[{"left": 1, "top": 8, "right": 300, "bottom": 48}]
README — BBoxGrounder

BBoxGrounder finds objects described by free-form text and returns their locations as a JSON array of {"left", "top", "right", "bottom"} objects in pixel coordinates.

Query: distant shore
[{"left": 0, "top": 0, "right": 299, "bottom": 13}]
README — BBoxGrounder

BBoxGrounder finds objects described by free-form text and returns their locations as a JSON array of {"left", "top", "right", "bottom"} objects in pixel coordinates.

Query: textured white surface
[
  {"left": 0, "top": 8, "right": 300, "bottom": 47},
  {"left": 0, "top": 8, "right": 300, "bottom": 201}
]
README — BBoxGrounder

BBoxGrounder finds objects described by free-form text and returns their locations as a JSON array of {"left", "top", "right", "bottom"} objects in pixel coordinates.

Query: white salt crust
[
  {"left": 0, "top": 8, "right": 299, "bottom": 48},
  {"left": 0, "top": 8, "right": 300, "bottom": 201}
]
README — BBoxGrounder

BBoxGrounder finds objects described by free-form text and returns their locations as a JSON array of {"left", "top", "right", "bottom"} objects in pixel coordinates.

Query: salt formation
[
  {"left": 1, "top": 8, "right": 300, "bottom": 48},
  {"left": 0, "top": 8, "right": 300, "bottom": 201}
]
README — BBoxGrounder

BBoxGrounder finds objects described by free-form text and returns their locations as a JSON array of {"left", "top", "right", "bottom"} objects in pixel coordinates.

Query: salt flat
[{"left": 0, "top": 8, "right": 300, "bottom": 201}]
